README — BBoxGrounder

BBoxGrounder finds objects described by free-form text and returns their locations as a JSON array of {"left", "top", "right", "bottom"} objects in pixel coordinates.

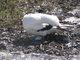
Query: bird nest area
[{"left": 0, "top": 27, "right": 80, "bottom": 57}]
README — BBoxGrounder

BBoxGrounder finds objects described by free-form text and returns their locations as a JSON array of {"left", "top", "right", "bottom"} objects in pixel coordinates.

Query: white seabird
[
  {"left": 22, "top": 13, "right": 62, "bottom": 36},
  {"left": 22, "top": 13, "right": 77, "bottom": 48}
]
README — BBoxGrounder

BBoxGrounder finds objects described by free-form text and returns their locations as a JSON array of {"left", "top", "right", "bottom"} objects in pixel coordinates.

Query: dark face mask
[{"left": 37, "top": 24, "right": 53, "bottom": 32}]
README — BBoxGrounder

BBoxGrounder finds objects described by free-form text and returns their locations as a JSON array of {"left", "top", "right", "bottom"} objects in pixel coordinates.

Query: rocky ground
[
  {"left": 0, "top": 0, "right": 80, "bottom": 60},
  {"left": 0, "top": 25, "right": 80, "bottom": 60}
]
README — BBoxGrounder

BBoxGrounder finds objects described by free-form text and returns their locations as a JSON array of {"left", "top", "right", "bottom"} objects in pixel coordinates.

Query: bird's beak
[
  {"left": 56, "top": 25, "right": 68, "bottom": 31},
  {"left": 53, "top": 24, "right": 73, "bottom": 31}
]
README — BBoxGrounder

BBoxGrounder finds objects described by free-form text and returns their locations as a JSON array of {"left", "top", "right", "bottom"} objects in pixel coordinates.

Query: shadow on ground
[{"left": 13, "top": 34, "right": 70, "bottom": 47}]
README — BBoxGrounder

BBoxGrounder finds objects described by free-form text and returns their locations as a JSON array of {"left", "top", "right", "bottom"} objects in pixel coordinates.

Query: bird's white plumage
[{"left": 22, "top": 13, "right": 61, "bottom": 36}]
